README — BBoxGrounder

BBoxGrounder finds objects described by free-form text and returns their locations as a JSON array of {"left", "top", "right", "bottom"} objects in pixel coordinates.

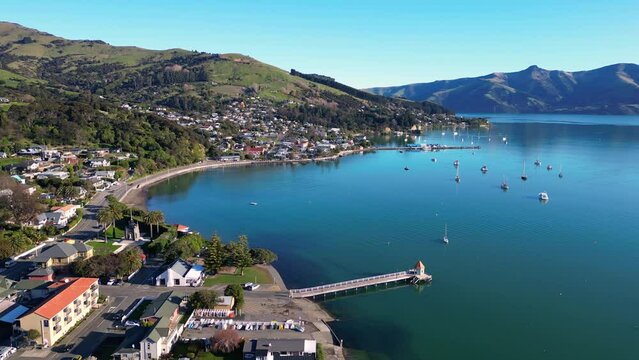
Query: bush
[
  {"left": 27, "top": 329, "right": 40, "bottom": 340},
  {"left": 250, "top": 248, "right": 278, "bottom": 264},
  {"left": 224, "top": 284, "right": 244, "bottom": 310}
]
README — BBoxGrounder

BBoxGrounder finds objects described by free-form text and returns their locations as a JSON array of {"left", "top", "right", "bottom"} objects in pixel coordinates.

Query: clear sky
[{"left": 2, "top": 0, "right": 637, "bottom": 88}]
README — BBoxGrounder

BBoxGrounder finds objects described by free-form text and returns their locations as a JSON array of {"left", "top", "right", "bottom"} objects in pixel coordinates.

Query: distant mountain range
[{"left": 366, "top": 64, "right": 639, "bottom": 114}]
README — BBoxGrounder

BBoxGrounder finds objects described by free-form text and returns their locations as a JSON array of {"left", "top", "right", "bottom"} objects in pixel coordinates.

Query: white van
[{"left": 3, "top": 259, "right": 16, "bottom": 268}]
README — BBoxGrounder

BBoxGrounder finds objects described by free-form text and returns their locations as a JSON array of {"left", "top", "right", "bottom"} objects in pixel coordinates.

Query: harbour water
[{"left": 147, "top": 114, "right": 639, "bottom": 360}]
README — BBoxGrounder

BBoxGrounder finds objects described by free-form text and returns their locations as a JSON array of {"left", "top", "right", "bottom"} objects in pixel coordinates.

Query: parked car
[
  {"left": 3, "top": 259, "right": 16, "bottom": 268},
  {"left": 243, "top": 282, "right": 260, "bottom": 291},
  {"left": 106, "top": 278, "right": 116, "bottom": 286},
  {"left": 124, "top": 320, "right": 140, "bottom": 327},
  {"left": 0, "top": 346, "right": 17, "bottom": 360}
]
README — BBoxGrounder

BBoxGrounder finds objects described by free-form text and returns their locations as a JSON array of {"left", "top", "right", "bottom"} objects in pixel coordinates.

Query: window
[
  {"left": 43, "top": 320, "right": 49, "bottom": 327},
  {"left": 174, "top": 279, "right": 180, "bottom": 285}
]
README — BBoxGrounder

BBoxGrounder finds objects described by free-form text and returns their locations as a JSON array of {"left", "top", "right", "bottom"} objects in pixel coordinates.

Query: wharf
[{"left": 289, "top": 261, "right": 432, "bottom": 299}]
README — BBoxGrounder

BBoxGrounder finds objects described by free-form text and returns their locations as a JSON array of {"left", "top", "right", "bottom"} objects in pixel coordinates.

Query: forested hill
[{"left": 367, "top": 64, "right": 639, "bottom": 115}]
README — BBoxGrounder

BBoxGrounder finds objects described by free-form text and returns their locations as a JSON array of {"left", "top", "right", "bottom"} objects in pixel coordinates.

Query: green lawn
[
  {"left": 204, "top": 266, "right": 273, "bottom": 286},
  {"left": 127, "top": 299, "right": 151, "bottom": 321},
  {"left": 171, "top": 341, "right": 242, "bottom": 360},
  {"left": 105, "top": 224, "right": 125, "bottom": 240},
  {"left": 86, "top": 240, "right": 120, "bottom": 255}
]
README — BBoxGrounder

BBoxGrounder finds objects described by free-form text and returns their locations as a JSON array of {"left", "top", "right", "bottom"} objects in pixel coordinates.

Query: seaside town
[{"left": 0, "top": 100, "right": 442, "bottom": 360}]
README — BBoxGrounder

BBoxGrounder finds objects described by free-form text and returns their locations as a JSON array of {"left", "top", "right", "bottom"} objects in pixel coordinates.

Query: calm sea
[{"left": 147, "top": 114, "right": 639, "bottom": 360}]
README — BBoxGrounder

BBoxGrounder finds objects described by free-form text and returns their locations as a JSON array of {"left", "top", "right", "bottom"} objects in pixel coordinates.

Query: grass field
[
  {"left": 86, "top": 240, "right": 120, "bottom": 255},
  {"left": 204, "top": 266, "right": 273, "bottom": 286}
]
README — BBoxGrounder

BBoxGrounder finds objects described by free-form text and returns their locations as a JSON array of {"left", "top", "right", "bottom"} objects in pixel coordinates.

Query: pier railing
[{"left": 289, "top": 270, "right": 412, "bottom": 296}]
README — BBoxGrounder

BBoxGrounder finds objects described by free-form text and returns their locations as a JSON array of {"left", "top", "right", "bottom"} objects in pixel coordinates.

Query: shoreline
[{"left": 120, "top": 149, "right": 368, "bottom": 209}]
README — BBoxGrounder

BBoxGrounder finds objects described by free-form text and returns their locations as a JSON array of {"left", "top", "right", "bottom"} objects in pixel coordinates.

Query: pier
[{"left": 289, "top": 261, "right": 432, "bottom": 298}]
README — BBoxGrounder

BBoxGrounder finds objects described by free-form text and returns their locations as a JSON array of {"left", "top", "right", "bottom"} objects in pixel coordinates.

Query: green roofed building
[{"left": 113, "top": 291, "right": 185, "bottom": 360}]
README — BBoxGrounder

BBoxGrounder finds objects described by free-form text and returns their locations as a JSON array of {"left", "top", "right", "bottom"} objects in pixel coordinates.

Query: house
[
  {"left": 95, "top": 170, "right": 116, "bottom": 179},
  {"left": 243, "top": 339, "right": 317, "bottom": 360},
  {"left": 18, "top": 278, "right": 99, "bottom": 346},
  {"left": 28, "top": 267, "right": 55, "bottom": 282},
  {"left": 220, "top": 155, "right": 241, "bottom": 162},
  {"left": 13, "top": 280, "right": 49, "bottom": 301},
  {"left": 0, "top": 97, "right": 8, "bottom": 103},
  {"left": 41, "top": 205, "right": 80, "bottom": 228},
  {"left": 0, "top": 300, "right": 29, "bottom": 341},
  {"left": 28, "top": 213, "right": 47, "bottom": 229},
  {"left": 155, "top": 259, "right": 204, "bottom": 287},
  {"left": 31, "top": 242, "right": 93, "bottom": 268},
  {"left": 88, "top": 158, "right": 110, "bottom": 168},
  {"left": 15, "top": 160, "right": 39, "bottom": 173},
  {"left": 0, "top": 277, "right": 16, "bottom": 302},
  {"left": 245, "top": 146, "right": 265, "bottom": 158},
  {"left": 36, "top": 171, "right": 70, "bottom": 180},
  {"left": 0, "top": 152, "right": 7, "bottom": 159},
  {"left": 213, "top": 296, "right": 235, "bottom": 311},
  {"left": 88, "top": 178, "right": 106, "bottom": 191},
  {"left": 113, "top": 291, "right": 185, "bottom": 360}
]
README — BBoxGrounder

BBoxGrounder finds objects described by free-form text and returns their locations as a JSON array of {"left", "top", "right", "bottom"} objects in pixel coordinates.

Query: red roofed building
[
  {"left": 176, "top": 224, "right": 190, "bottom": 233},
  {"left": 19, "top": 277, "right": 99, "bottom": 346},
  {"left": 245, "top": 146, "right": 265, "bottom": 158}
]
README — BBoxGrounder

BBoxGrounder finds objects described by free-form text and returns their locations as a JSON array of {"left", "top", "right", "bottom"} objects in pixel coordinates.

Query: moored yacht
[
  {"left": 521, "top": 161, "right": 528, "bottom": 181},
  {"left": 538, "top": 192, "right": 549, "bottom": 201},
  {"left": 481, "top": 165, "right": 488, "bottom": 173},
  {"left": 443, "top": 224, "right": 449, "bottom": 244},
  {"left": 453, "top": 160, "right": 459, "bottom": 167},
  {"left": 500, "top": 176, "right": 509, "bottom": 190},
  {"left": 547, "top": 164, "right": 553, "bottom": 171}
]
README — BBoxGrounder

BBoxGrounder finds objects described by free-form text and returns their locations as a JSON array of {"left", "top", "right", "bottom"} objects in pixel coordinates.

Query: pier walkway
[{"left": 289, "top": 261, "right": 432, "bottom": 298}]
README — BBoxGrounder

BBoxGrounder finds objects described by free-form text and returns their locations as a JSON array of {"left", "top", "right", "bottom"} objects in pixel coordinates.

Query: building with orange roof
[{"left": 19, "top": 277, "right": 99, "bottom": 346}]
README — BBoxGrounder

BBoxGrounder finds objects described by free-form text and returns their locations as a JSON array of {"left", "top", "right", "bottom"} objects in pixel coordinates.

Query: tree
[
  {"left": 210, "top": 329, "right": 242, "bottom": 353},
  {"left": 56, "top": 185, "right": 80, "bottom": 200},
  {"left": 224, "top": 284, "right": 244, "bottom": 311},
  {"left": 143, "top": 210, "right": 164, "bottom": 239},
  {"left": 204, "top": 234, "right": 224, "bottom": 274},
  {"left": 233, "top": 235, "right": 252, "bottom": 275},
  {"left": 250, "top": 248, "right": 278, "bottom": 265},
  {"left": 27, "top": 329, "right": 40, "bottom": 340},
  {"left": 189, "top": 290, "right": 218, "bottom": 309},
  {"left": 164, "top": 233, "right": 204, "bottom": 262},
  {"left": 97, "top": 201, "right": 125, "bottom": 239},
  {"left": 0, "top": 175, "right": 43, "bottom": 227}
]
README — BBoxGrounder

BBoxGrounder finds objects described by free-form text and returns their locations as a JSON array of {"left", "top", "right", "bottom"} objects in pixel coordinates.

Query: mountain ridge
[{"left": 366, "top": 64, "right": 639, "bottom": 114}]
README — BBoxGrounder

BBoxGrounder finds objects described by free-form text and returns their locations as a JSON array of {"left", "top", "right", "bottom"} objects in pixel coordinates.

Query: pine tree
[{"left": 205, "top": 234, "right": 224, "bottom": 274}]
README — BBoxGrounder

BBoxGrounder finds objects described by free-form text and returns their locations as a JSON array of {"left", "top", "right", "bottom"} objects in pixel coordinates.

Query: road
[{"left": 64, "top": 183, "right": 129, "bottom": 241}]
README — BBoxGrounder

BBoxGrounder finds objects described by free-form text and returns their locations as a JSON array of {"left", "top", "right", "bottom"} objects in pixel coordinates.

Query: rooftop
[{"left": 27, "top": 278, "right": 97, "bottom": 319}]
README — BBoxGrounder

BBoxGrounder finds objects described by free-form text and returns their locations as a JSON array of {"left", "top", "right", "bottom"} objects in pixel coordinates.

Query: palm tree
[
  {"left": 149, "top": 210, "right": 164, "bottom": 238},
  {"left": 98, "top": 203, "right": 124, "bottom": 239}
]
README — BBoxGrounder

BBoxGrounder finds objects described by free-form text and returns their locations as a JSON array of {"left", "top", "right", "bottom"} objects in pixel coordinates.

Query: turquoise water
[{"left": 147, "top": 114, "right": 639, "bottom": 360}]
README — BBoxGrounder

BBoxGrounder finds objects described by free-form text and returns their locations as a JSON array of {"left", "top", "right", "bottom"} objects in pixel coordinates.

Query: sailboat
[
  {"left": 455, "top": 166, "right": 460, "bottom": 183},
  {"left": 534, "top": 154, "right": 541, "bottom": 166},
  {"left": 521, "top": 161, "right": 528, "bottom": 181},
  {"left": 443, "top": 224, "right": 449, "bottom": 244},
  {"left": 481, "top": 165, "right": 488, "bottom": 173},
  {"left": 500, "top": 176, "right": 509, "bottom": 190},
  {"left": 453, "top": 160, "right": 459, "bottom": 167},
  {"left": 558, "top": 164, "right": 564, "bottom": 178}
]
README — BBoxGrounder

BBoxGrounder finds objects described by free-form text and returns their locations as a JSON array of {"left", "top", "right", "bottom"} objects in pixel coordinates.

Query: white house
[
  {"left": 88, "top": 158, "right": 110, "bottom": 168},
  {"left": 95, "top": 170, "right": 116, "bottom": 179},
  {"left": 155, "top": 259, "right": 204, "bottom": 287}
]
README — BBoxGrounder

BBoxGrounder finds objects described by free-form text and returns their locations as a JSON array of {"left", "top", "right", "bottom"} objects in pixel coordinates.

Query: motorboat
[
  {"left": 481, "top": 165, "right": 488, "bottom": 173},
  {"left": 443, "top": 224, "right": 449, "bottom": 244},
  {"left": 534, "top": 158, "right": 541, "bottom": 166},
  {"left": 547, "top": 165, "right": 553, "bottom": 171},
  {"left": 453, "top": 160, "right": 459, "bottom": 167},
  {"left": 404, "top": 166, "right": 410, "bottom": 171},
  {"left": 431, "top": 158, "right": 437, "bottom": 162},
  {"left": 250, "top": 202, "right": 258, "bottom": 206},
  {"left": 538, "top": 192, "right": 549, "bottom": 201}
]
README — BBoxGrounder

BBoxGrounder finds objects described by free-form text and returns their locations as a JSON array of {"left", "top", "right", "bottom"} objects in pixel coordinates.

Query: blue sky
[{"left": 2, "top": 0, "right": 637, "bottom": 88}]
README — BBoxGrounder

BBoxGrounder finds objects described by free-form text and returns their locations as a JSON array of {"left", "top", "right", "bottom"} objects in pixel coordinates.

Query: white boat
[
  {"left": 538, "top": 192, "right": 549, "bottom": 201},
  {"left": 250, "top": 202, "right": 258, "bottom": 206},
  {"left": 547, "top": 165, "right": 553, "bottom": 171},
  {"left": 453, "top": 131, "right": 459, "bottom": 136},
  {"left": 534, "top": 155, "right": 541, "bottom": 166},
  {"left": 431, "top": 158, "right": 437, "bottom": 162},
  {"left": 502, "top": 136, "right": 507, "bottom": 142},
  {"left": 500, "top": 176, "right": 509, "bottom": 190},
  {"left": 443, "top": 224, "right": 449, "bottom": 244},
  {"left": 481, "top": 165, "right": 488, "bottom": 173},
  {"left": 453, "top": 160, "right": 459, "bottom": 167}
]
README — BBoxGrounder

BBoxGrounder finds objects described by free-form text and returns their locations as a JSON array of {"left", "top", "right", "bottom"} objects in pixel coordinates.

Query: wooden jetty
[{"left": 289, "top": 261, "right": 432, "bottom": 298}]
